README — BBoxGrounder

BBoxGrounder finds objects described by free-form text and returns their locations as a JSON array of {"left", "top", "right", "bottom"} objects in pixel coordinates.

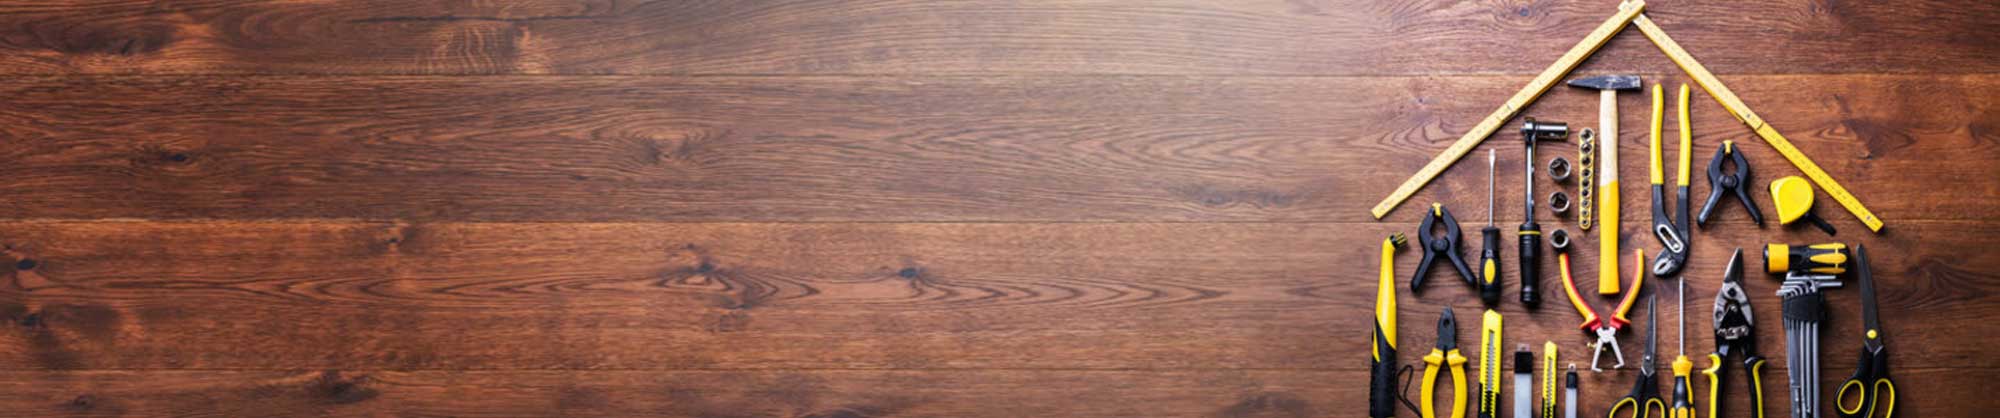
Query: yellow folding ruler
[{"left": 1371, "top": 0, "right": 1884, "bottom": 232}]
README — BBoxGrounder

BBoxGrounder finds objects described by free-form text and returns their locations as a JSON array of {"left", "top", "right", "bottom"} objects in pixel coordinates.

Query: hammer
[{"left": 1565, "top": 74, "right": 1640, "bottom": 295}]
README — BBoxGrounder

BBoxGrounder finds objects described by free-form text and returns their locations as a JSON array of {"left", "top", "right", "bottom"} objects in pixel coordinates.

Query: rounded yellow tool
[{"left": 1771, "top": 176, "right": 1837, "bottom": 235}]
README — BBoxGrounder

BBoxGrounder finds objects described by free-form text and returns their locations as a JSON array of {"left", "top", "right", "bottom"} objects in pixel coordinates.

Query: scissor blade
[
  {"left": 1856, "top": 245, "right": 1883, "bottom": 349},
  {"left": 1643, "top": 295, "right": 1658, "bottom": 370}
]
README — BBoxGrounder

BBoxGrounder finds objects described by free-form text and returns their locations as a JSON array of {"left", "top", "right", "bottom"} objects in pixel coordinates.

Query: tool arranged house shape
[{"left": 1368, "top": 0, "right": 1882, "bottom": 233}]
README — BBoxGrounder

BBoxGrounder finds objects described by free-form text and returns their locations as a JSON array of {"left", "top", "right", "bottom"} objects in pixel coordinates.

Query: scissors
[
  {"left": 1836, "top": 245, "right": 1895, "bottom": 418},
  {"left": 1611, "top": 295, "right": 1665, "bottom": 418}
]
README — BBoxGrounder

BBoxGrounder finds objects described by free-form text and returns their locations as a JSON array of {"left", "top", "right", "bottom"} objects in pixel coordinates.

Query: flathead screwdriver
[{"left": 1480, "top": 149, "right": 1502, "bottom": 306}]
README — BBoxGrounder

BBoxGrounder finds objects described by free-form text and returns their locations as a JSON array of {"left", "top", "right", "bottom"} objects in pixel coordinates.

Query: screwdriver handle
[
  {"left": 1481, "top": 225, "right": 1502, "bottom": 307},
  {"left": 1762, "top": 243, "right": 1849, "bottom": 275},
  {"left": 1671, "top": 355, "right": 1694, "bottom": 418},
  {"left": 1517, "top": 223, "right": 1540, "bottom": 308}
]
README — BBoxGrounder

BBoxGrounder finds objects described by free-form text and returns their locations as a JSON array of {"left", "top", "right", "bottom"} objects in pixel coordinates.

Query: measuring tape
[
  {"left": 1628, "top": 13, "right": 1883, "bottom": 232},
  {"left": 1369, "top": 1, "right": 1646, "bottom": 219}
]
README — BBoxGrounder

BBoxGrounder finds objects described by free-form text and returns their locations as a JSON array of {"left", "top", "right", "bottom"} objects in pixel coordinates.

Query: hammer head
[{"left": 1566, "top": 74, "right": 1641, "bottom": 91}]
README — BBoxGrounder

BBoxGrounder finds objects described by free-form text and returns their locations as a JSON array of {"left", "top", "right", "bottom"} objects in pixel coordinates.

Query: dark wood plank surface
[
  {"left": 0, "top": 0, "right": 1995, "bottom": 416},
  {"left": 0, "top": 0, "right": 1994, "bottom": 75},
  {"left": 1, "top": 74, "right": 1992, "bottom": 223}
]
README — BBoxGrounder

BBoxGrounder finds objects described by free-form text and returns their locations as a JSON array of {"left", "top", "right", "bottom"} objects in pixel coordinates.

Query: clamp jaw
[
  {"left": 1413, "top": 203, "right": 1478, "bottom": 294},
  {"left": 1699, "top": 141, "right": 1765, "bottom": 227}
]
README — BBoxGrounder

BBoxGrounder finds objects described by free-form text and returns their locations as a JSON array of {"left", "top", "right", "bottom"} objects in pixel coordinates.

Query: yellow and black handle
[
  {"left": 1703, "top": 354, "right": 1722, "bottom": 418},
  {"left": 1372, "top": 234, "right": 1406, "bottom": 417},
  {"left": 1482, "top": 224, "right": 1502, "bottom": 307},
  {"left": 1670, "top": 355, "right": 1694, "bottom": 418},
  {"left": 1763, "top": 243, "right": 1849, "bottom": 275}
]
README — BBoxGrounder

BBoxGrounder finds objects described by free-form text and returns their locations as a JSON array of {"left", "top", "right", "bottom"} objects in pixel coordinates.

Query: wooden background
[{"left": 0, "top": 0, "right": 1994, "bottom": 416}]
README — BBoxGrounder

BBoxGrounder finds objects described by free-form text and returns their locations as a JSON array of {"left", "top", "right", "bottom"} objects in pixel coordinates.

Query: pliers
[
  {"left": 1422, "top": 308, "right": 1469, "bottom": 418},
  {"left": 1558, "top": 246, "right": 1646, "bottom": 372},
  {"left": 1698, "top": 141, "right": 1764, "bottom": 227},
  {"left": 1706, "top": 249, "right": 1768, "bottom": 418},
  {"left": 1648, "top": 84, "right": 1691, "bottom": 277},
  {"left": 1413, "top": 203, "right": 1478, "bottom": 295}
]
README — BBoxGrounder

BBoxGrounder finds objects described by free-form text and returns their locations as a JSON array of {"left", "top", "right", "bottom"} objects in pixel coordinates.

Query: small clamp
[
  {"left": 1413, "top": 203, "right": 1478, "bottom": 294},
  {"left": 1698, "top": 140, "right": 1765, "bottom": 227}
]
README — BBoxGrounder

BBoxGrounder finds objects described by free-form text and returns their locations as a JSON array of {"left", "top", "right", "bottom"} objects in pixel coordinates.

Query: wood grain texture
[
  {"left": 0, "top": 74, "right": 1993, "bottom": 223},
  {"left": 0, "top": 221, "right": 1992, "bottom": 372},
  {"left": 0, "top": 368, "right": 1986, "bottom": 418},
  {"left": 0, "top": 0, "right": 1994, "bottom": 75},
  {"left": 3, "top": 0, "right": 1997, "bottom": 416}
]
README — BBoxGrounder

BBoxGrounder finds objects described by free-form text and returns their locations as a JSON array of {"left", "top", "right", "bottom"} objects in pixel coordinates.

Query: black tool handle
[
  {"left": 1480, "top": 226, "right": 1501, "bottom": 307},
  {"left": 1369, "top": 331, "right": 1395, "bottom": 417},
  {"left": 1516, "top": 223, "right": 1540, "bottom": 308}
]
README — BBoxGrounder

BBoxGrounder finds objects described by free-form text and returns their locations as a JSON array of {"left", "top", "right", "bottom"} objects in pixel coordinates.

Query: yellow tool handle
[
  {"left": 1611, "top": 250, "right": 1645, "bottom": 325},
  {"left": 1369, "top": 1, "right": 1646, "bottom": 219},
  {"left": 1702, "top": 354, "right": 1722, "bottom": 418},
  {"left": 1424, "top": 353, "right": 1444, "bottom": 418},
  {"left": 1748, "top": 357, "right": 1768, "bottom": 418},
  {"left": 1752, "top": 356, "right": 1768, "bottom": 418},
  {"left": 1597, "top": 182, "right": 1620, "bottom": 294},
  {"left": 1452, "top": 352, "right": 1470, "bottom": 418},
  {"left": 1378, "top": 236, "right": 1401, "bottom": 346},
  {"left": 1670, "top": 355, "right": 1694, "bottom": 418},
  {"left": 1676, "top": 84, "right": 1691, "bottom": 187},
  {"left": 1558, "top": 253, "right": 1601, "bottom": 329},
  {"left": 1650, "top": 84, "right": 1664, "bottom": 185},
  {"left": 1628, "top": 11, "right": 1882, "bottom": 232},
  {"left": 1763, "top": 243, "right": 1849, "bottom": 275}
]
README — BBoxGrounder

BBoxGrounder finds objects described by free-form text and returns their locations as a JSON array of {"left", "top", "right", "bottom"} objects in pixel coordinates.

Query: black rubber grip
[
  {"left": 1369, "top": 329, "right": 1396, "bottom": 418},
  {"left": 1517, "top": 223, "right": 1540, "bottom": 308},
  {"left": 1480, "top": 226, "right": 1502, "bottom": 307}
]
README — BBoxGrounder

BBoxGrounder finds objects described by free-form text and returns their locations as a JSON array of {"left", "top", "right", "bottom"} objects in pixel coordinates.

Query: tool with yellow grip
[
  {"left": 1763, "top": 243, "right": 1849, "bottom": 276},
  {"left": 1424, "top": 308, "right": 1470, "bottom": 418},
  {"left": 1609, "top": 295, "right": 1664, "bottom": 418},
  {"left": 1709, "top": 249, "right": 1768, "bottom": 418},
  {"left": 1479, "top": 310, "right": 1504, "bottom": 418},
  {"left": 1649, "top": 84, "right": 1693, "bottom": 277},
  {"left": 1669, "top": 277, "right": 1695, "bottom": 418},
  {"left": 1836, "top": 245, "right": 1895, "bottom": 418},
  {"left": 1371, "top": 234, "right": 1407, "bottom": 417}
]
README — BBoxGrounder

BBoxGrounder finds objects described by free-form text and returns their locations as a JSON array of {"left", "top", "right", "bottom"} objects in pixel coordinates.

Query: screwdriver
[
  {"left": 1763, "top": 243, "right": 1850, "bottom": 275},
  {"left": 1481, "top": 149, "right": 1502, "bottom": 306},
  {"left": 1670, "top": 277, "right": 1695, "bottom": 418}
]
